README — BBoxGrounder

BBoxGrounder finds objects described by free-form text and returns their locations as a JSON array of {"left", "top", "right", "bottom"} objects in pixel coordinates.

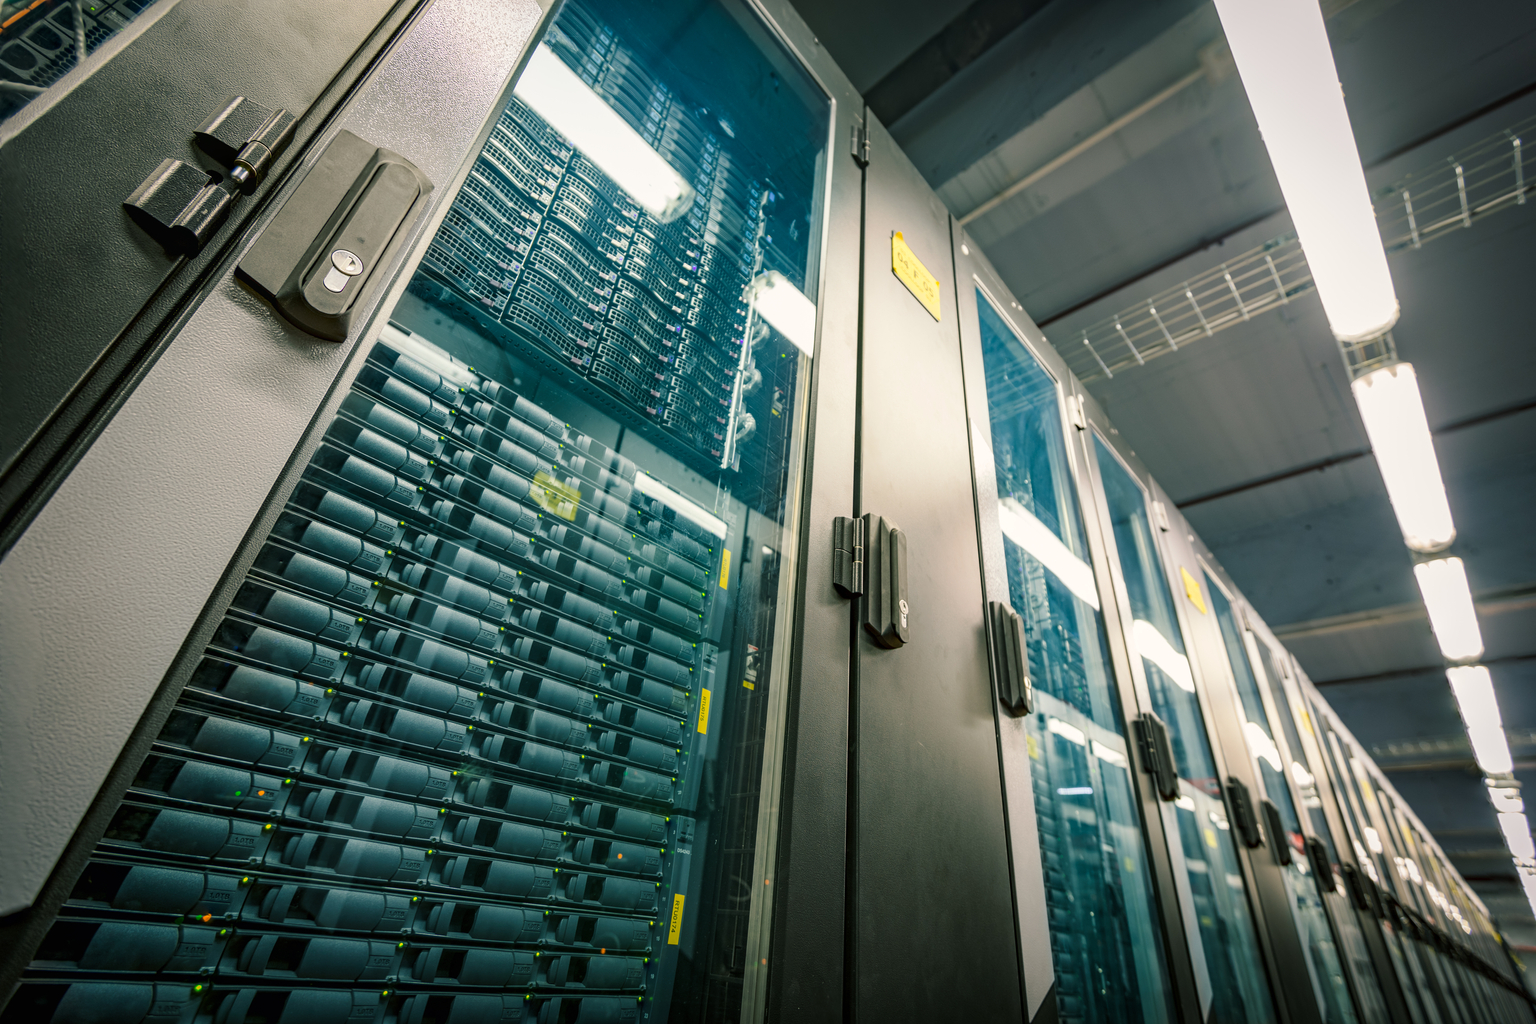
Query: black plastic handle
[
  {"left": 1225, "top": 776, "right": 1263, "bottom": 849},
  {"left": 1305, "top": 836, "right": 1337, "bottom": 891},
  {"left": 859, "top": 513, "right": 908, "bottom": 649},
  {"left": 1261, "top": 799, "right": 1292, "bottom": 865},
  {"left": 1133, "top": 713, "right": 1179, "bottom": 801},
  {"left": 988, "top": 600, "right": 1032, "bottom": 717}
]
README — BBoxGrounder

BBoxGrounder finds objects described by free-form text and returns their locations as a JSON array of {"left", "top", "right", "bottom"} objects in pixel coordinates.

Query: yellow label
[
  {"left": 1025, "top": 734, "right": 1039, "bottom": 760},
  {"left": 1204, "top": 827, "right": 1219, "bottom": 849},
  {"left": 667, "top": 893, "right": 685, "bottom": 945},
  {"left": 1181, "top": 568, "right": 1207, "bottom": 615},
  {"left": 891, "top": 231, "right": 941, "bottom": 321},
  {"left": 719, "top": 549, "right": 731, "bottom": 590},
  {"left": 697, "top": 689, "right": 712, "bottom": 734},
  {"left": 742, "top": 680, "right": 755, "bottom": 690},
  {"left": 532, "top": 470, "right": 580, "bottom": 521}
]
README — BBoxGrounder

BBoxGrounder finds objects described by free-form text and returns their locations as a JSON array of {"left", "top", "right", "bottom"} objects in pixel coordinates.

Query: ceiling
[{"left": 789, "top": 0, "right": 1536, "bottom": 947}]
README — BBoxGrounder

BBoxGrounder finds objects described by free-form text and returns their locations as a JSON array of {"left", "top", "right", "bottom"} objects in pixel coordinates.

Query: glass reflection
[
  {"left": 1207, "top": 580, "right": 1363, "bottom": 1023},
  {"left": 977, "top": 294, "right": 1173, "bottom": 1024},
  {"left": 1095, "top": 440, "right": 1275, "bottom": 1024}
]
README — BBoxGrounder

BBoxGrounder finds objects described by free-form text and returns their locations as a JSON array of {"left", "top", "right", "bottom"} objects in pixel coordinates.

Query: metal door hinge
[
  {"left": 1133, "top": 713, "right": 1179, "bottom": 800},
  {"left": 1067, "top": 393, "right": 1086, "bottom": 430},
  {"left": 988, "top": 600, "right": 1032, "bottom": 716},
  {"left": 833, "top": 515, "right": 864, "bottom": 596},
  {"left": 124, "top": 96, "right": 296, "bottom": 257},
  {"left": 850, "top": 119, "right": 869, "bottom": 168},
  {"left": 1151, "top": 499, "right": 1170, "bottom": 532}
]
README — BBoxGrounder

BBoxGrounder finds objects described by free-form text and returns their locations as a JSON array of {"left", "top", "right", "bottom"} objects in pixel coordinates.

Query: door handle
[
  {"left": 987, "top": 600, "right": 1032, "bottom": 716},
  {"left": 859, "top": 514, "right": 908, "bottom": 649},
  {"left": 236, "top": 129, "right": 432, "bottom": 341}
]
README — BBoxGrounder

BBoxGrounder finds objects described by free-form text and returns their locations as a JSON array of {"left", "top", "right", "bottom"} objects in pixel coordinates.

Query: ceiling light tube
[
  {"left": 1448, "top": 666, "right": 1511, "bottom": 774},
  {"left": 1212, "top": 0, "right": 1398, "bottom": 341},
  {"left": 1352, "top": 363, "right": 1456, "bottom": 551},
  {"left": 1417, "top": 559, "right": 1484, "bottom": 661},
  {"left": 1499, "top": 811, "right": 1535, "bottom": 862},
  {"left": 997, "top": 498, "right": 1100, "bottom": 609},
  {"left": 744, "top": 271, "right": 817, "bottom": 357},
  {"left": 514, "top": 45, "right": 696, "bottom": 223}
]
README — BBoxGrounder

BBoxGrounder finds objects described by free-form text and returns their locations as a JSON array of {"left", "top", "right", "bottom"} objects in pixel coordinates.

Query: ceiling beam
[{"left": 865, "top": 0, "right": 1054, "bottom": 126}]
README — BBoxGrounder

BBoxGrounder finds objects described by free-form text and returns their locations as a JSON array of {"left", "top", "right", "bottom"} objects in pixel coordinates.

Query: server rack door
[
  {"left": 1311, "top": 708, "right": 1440, "bottom": 1024},
  {"left": 1275, "top": 661, "right": 1416, "bottom": 1024},
  {"left": 1263, "top": 651, "right": 1403, "bottom": 1024},
  {"left": 0, "top": 0, "right": 416, "bottom": 547},
  {"left": 952, "top": 238, "right": 1191, "bottom": 1024},
  {"left": 1081, "top": 424, "right": 1281, "bottom": 1024},
  {"left": 1195, "top": 571, "right": 1375, "bottom": 1024},
  {"left": 1, "top": 0, "right": 851, "bottom": 1020},
  {"left": 849, "top": 113, "right": 1024, "bottom": 1021}
]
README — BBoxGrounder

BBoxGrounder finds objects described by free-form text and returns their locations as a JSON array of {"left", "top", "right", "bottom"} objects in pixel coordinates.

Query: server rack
[{"left": 1, "top": 0, "right": 1533, "bottom": 1022}]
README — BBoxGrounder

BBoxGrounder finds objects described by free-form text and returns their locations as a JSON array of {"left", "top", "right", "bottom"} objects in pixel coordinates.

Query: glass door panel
[
  {"left": 1094, "top": 439, "right": 1276, "bottom": 1024},
  {"left": 1206, "top": 579, "right": 1361, "bottom": 1024},
  {"left": 0, "top": 0, "right": 168, "bottom": 125},
  {"left": 8, "top": 2, "right": 829, "bottom": 1022},
  {"left": 974, "top": 294, "right": 1174, "bottom": 1024}
]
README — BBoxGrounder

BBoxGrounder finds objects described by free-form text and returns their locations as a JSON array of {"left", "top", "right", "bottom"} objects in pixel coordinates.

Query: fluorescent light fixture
[
  {"left": 633, "top": 472, "right": 727, "bottom": 539},
  {"left": 744, "top": 271, "right": 817, "bottom": 357},
  {"left": 1174, "top": 795, "right": 1196, "bottom": 812},
  {"left": 1057, "top": 786, "right": 1094, "bottom": 796},
  {"left": 1244, "top": 721, "right": 1283, "bottom": 773},
  {"left": 514, "top": 45, "right": 696, "bottom": 223},
  {"left": 1521, "top": 866, "right": 1536, "bottom": 920},
  {"left": 1417, "top": 559, "right": 1484, "bottom": 661},
  {"left": 1448, "top": 665, "right": 1511, "bottom": 773},
  {"left": 998, "top": 498, "right": 1100, "bottom": 609},
  {"left": 1352, "top": 363, "right": 1456, "bottom": 552},
  {"left": 1212, "top": 0, "right": 1397, "bottom": 341},
  {"left": 1091, "top": 740, "right": 1127, "bottom": 767},
  {"left": 1499, "top": 812, "right": 1535, "bottom": 862},
  {"left": 1047, "top": 717, "right": 1087, "bottom": 746},
  {"left": 1132, "top": 619, "right": 1195, "bottom": 693},
  {"left": 1487, "top": 783, "right": 1524, "bottom": 814}
]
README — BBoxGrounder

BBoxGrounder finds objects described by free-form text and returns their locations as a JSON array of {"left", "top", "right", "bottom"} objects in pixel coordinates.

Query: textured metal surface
[
  {"left": 0, "top": 0, "right": 546, "bottom": 916},
  {"left": 852, "top": 113, "right": 1022, "bottom": 1021},
  {"left": 0, "top": 0, "right": 399, "bottom": 480}
]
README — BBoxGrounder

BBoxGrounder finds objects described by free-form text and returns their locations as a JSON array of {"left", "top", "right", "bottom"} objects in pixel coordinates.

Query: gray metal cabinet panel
[
  {"left": 0, "top": 0, "right": 547, "bottom": 916},
  {"left": 852, "top": 113, "right": 1023, "bottom": 1021},
  {"left": 0, "top": 0, "right": 404, "bottom": 484}
]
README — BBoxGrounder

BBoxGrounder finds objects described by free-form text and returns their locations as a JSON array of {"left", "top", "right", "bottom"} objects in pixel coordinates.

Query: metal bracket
[{"left": 850, "top": 119, "right": 869, "bottom": 168}]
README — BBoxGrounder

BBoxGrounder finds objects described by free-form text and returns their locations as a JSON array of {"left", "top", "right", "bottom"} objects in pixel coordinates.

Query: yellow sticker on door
[
  {"left": 668, "top": 893, "right": 686, "bottom": 945},
  {"left": 1181, "top": 567, "right": 1207, "bottom": 614},
  {"left": 696, "top": 688, "right": 712, "bottom": 734},
  {"left": 892, "top": 231, "right": 941, "bottom": 321}
]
